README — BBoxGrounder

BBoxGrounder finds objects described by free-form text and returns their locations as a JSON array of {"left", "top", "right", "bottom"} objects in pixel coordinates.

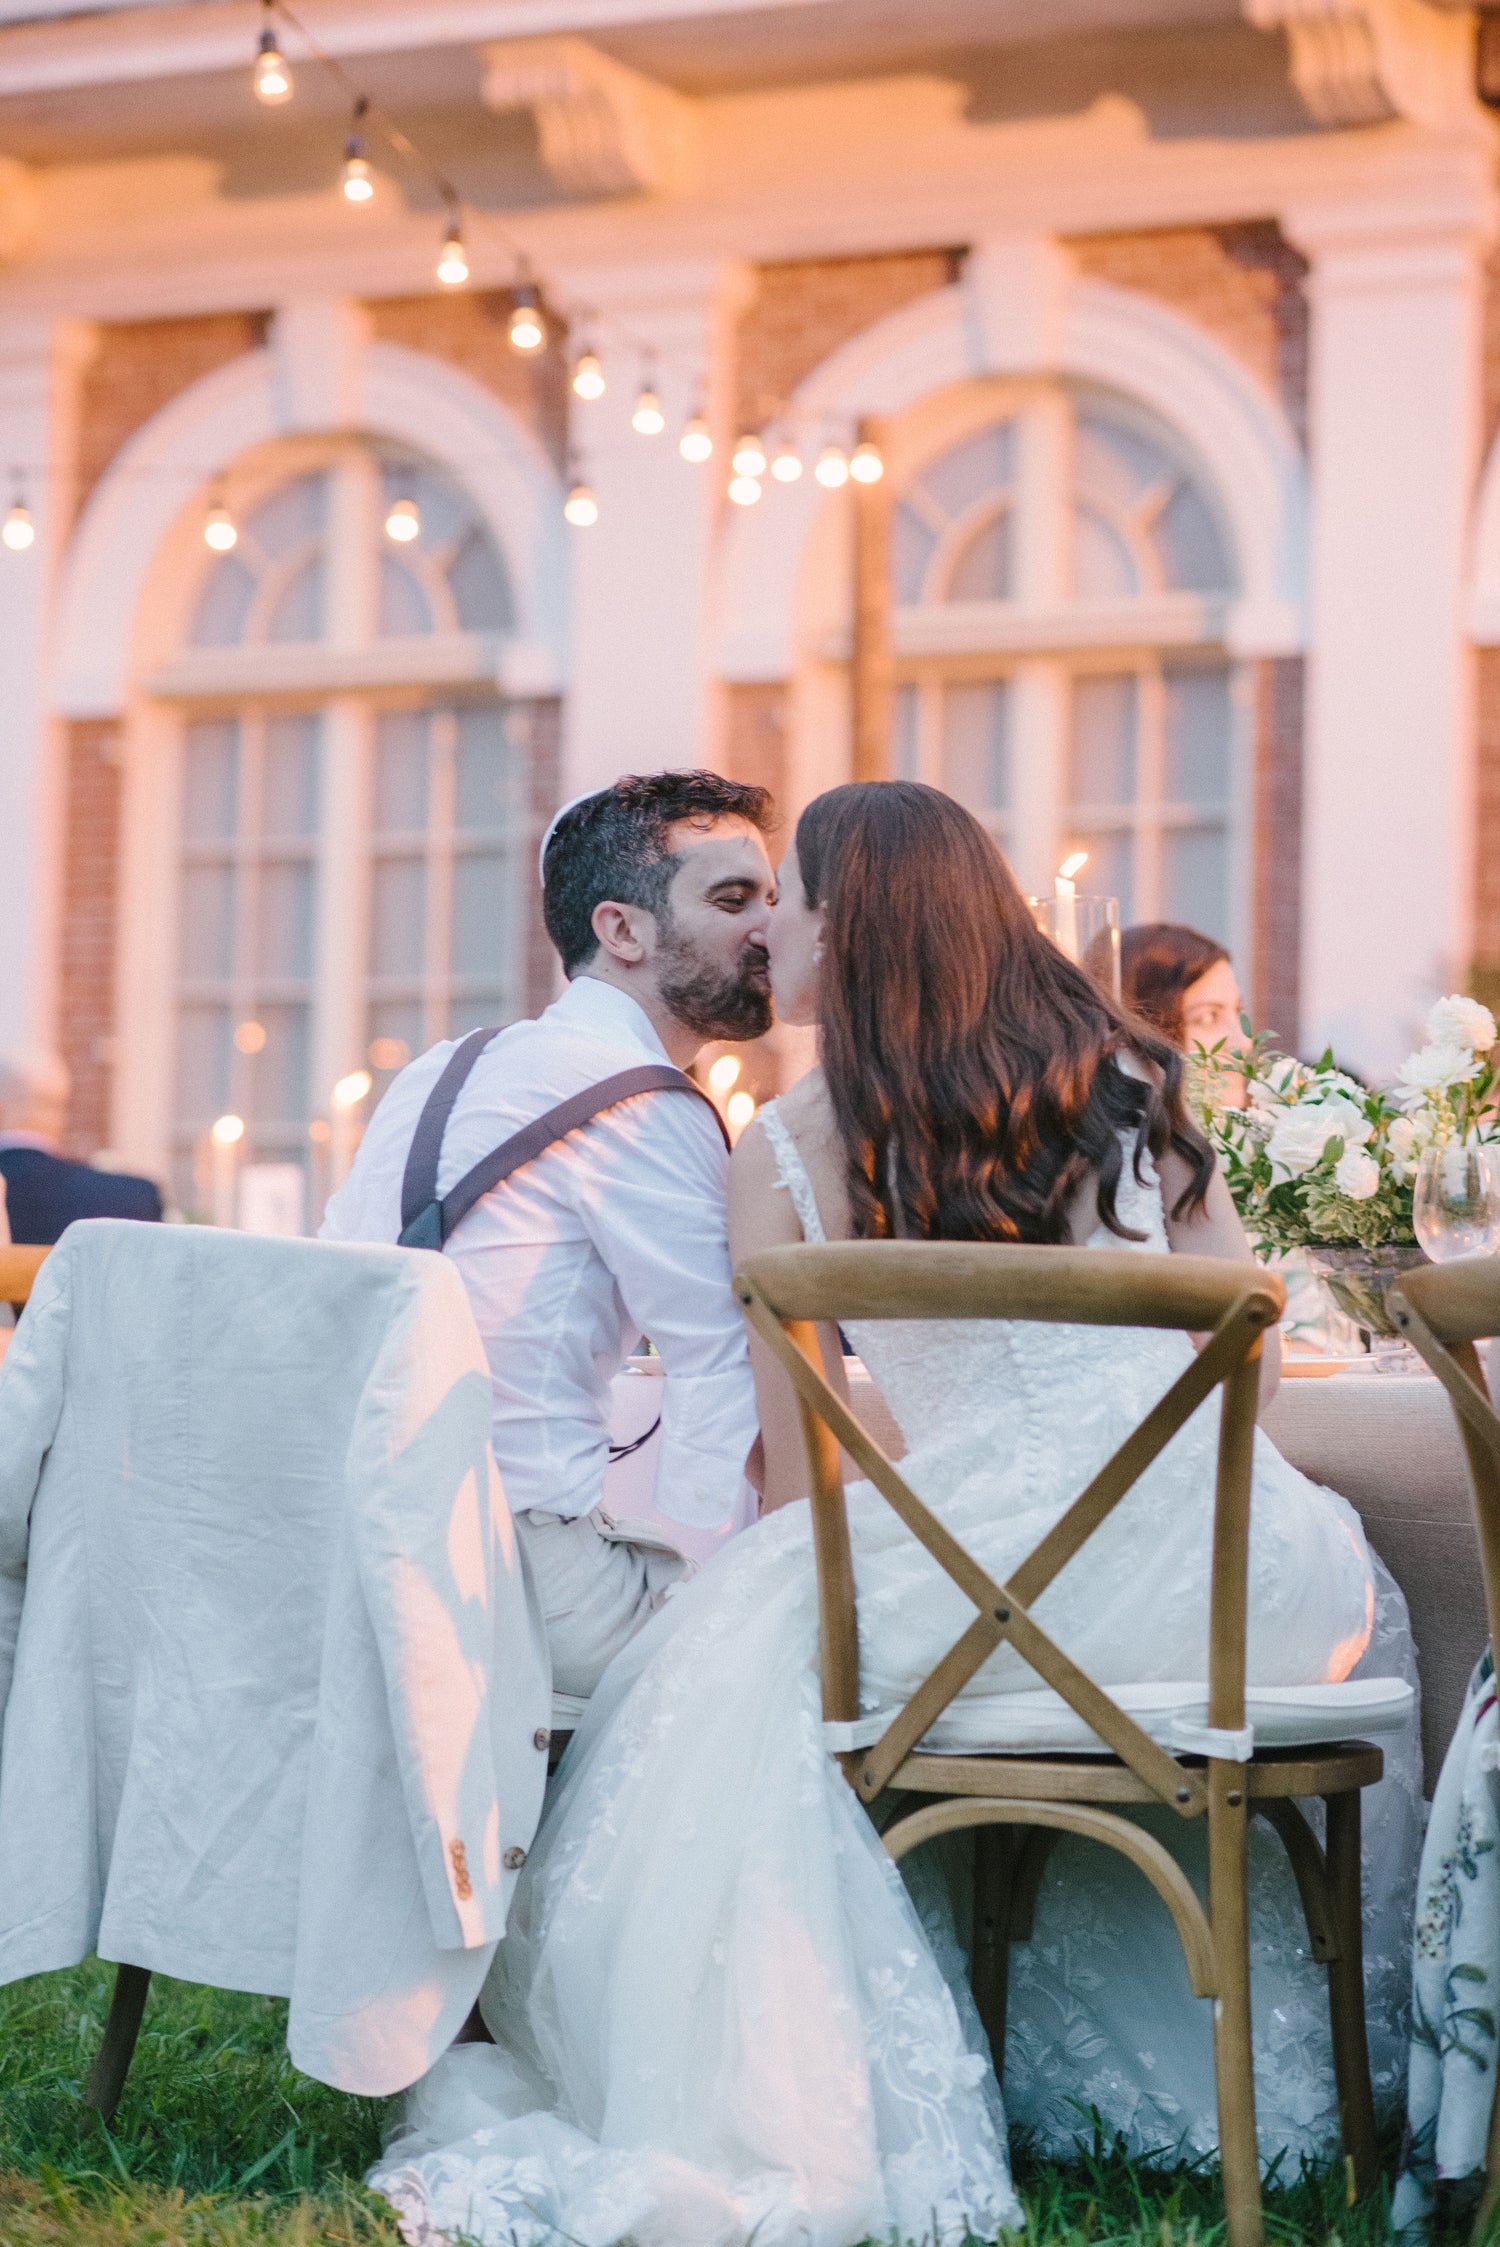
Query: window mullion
[
  {"left": 426, "top": 710, "right": 457, "bottom": 1047},
  {"left": 1136, "top": 666, "right": 1166, "bottom": 923}
]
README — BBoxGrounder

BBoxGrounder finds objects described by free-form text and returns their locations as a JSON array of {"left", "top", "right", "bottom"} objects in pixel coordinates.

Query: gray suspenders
[{"left": 396, "top": 1024, "right": 731, "bottom": 1251}]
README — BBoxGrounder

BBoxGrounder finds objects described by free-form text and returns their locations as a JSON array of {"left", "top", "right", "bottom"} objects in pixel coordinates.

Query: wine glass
[{"left": 1412, "top": 1142, "right": 1500, "bottom": 1263}]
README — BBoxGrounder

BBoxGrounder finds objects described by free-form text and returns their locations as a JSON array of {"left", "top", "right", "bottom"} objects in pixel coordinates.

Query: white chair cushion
[{"left": 825, "top": 1677, "right": 1414, "bottom": 1759}]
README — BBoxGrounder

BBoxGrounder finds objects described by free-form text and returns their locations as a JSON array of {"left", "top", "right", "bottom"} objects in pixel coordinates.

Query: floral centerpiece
[{"left": 1191, "top": 995, "right": 1500, "bottom": 1341}]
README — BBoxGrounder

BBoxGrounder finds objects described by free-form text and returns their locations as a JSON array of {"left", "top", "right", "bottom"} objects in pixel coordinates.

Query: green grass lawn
[{"left": 0, "top": 1958, "right": 1467, "bottom": 2245}]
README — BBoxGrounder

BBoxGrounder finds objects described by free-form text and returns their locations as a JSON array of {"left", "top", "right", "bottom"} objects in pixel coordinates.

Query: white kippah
[{"left": 538, "top": 788, "right": 610, "bottom": 887}]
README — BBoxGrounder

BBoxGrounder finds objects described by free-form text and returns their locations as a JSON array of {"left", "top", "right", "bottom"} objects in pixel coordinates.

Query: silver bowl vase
[{"left": 1303, "top": 1241, "right": 1427, "bottom": 1367}]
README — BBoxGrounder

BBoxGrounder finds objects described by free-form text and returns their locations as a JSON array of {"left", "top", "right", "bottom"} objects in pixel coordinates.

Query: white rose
[
  {"left": 1334, "top": 1145, "right": 1381, "bottom": 1201},
  {"left": 1427, "top": 995, "right": 1497, "bottom": 1054},
  {"left": 1297, "top": 1091, "right": 1372, "bottom": 1144},
  {"left": 1266, "top": 1108, "right": 1345, "bottom": 1182},
  {"left": 1397, "top": 1040, "right": 1480, "bottom": 1094}
]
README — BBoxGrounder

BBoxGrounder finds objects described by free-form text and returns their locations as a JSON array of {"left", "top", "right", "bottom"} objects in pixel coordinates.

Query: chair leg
[
  {"left": 83, "top": 1963, "right": 151, "bottom": 2127},
  {"left": 971, "top": 1823, "right": 1020, "bottom": 2075},
  {"left": 1207, "top": 1769, "right": 1263, "bottom": 2247},
  {"left": 1323, "top": 1790, "right": 1379, "bottom": 2198}
]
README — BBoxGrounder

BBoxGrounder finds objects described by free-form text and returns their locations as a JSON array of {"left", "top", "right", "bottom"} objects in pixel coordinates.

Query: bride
[{"left": 371, "top": 782, "right": 1418, "bottom": 2247}]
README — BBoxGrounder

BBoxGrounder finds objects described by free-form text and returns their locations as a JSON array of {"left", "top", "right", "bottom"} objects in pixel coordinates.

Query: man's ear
[{"left": 590, "top": 898, "right": 654, "bottom": 967}]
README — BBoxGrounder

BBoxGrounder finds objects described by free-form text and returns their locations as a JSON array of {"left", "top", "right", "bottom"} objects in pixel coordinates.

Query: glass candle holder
[{"left": 1028, "top": 893, "right": 1121, "bottom": 1002}]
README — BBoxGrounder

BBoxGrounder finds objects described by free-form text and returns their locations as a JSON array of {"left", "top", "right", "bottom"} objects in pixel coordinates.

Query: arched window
[
  {"left": 891, "top": 386, "right": 1240, "bottom": 942},
  {"left": 167, "top": 443, "right": 532, "bottom": 1226}
]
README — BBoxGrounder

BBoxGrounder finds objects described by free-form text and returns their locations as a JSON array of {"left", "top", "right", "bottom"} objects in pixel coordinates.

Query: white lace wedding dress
[{"left": 370, "top": 1110, "right": 1421, "bottom": 2247}]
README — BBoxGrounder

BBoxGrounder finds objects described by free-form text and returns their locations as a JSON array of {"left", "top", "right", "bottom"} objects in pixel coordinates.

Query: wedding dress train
[{"left": 370, "top": 1109, "right": 1420, "bottom": 2247}]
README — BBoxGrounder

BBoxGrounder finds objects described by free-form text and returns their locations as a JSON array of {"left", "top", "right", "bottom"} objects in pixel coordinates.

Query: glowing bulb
[
  {"left": 2, "top": 500, "right": 34, "bottom": 551},
  {"left": 708, "top": 1054, "right": 741, "bottom": 1093},
  {"left": 770, "top": 444, "right": 803, "bottom": 483},
  {"left": 342, "top": 145, "right": 373, "bottom": 203},
  {"left": 211, "top": 1112, "right": 245, "bottom": 1146},
  {"left": 384, "top": 497, "right": 420, "bottom": 543},
  {"left": 508, "top": 286, "right": 545, "bottom": 353},
  {"left": 571, "top": 350, "right": 605, "bottom": 400},
  {"left": 253, "top": 26, "right": 293, "bottom": 104},
  {"left": 1059, "top": 851, "right": 1089, "bottom": 881},
  {"left": 726, "top": 1091, "right": 756, "bottom": 1131},
  {"left": 679, "top": 415, "right": 713, "bottom": 464},
  {"left": 203, "top": 502, "right": 237, "bottom": 552},
  {"left": 727, "top": 475, "right": 762, "bottom": 507},
  {"left": 332, "top": 1069, "right": 372, "bottom": 1110},
  {"left": 368, "top": 1036, "right": 410, "bottom": 1071},
  {"left": 849, "top": 441, "right": 884, "bottom": 485},
  {"left": 632, "top": 387, "right": 665, "bottom": 436},
  {"left": 564, "top": 482, "right": 599, "bottom": 527},
  {"left": 436, "top": 226, "right": 468, "bottom": 287},
  {"left": 233, "top": 1019, "right": 266, "bottom": 1055},
  {"left": 814, "top": 446, "right": 849, "bottom": 489},
  {"left": 731, "top": 433, "right": 766, "bottom": 478}
]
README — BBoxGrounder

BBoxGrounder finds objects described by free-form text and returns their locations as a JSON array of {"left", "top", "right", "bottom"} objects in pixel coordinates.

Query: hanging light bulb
[
  {"left": 253, "top": 4, "right": 293, "bottom": 103},
  {"left": 571, "top": 349, "right": 605, "bottom": 401},
  {"left": 814, "top": 445, "right": 850, "bottom": 489},
  {"left": 849, "top": 440, "right": 884, "bottom": 485},
  {"left": 731, "top": 432, "right": 766, "bottom": 478},
  {"left": 508, "top": 281, "right": 546, "bottom": 354},
  {"left": 203, "top": 500, "right": 238, "bottom": 552},
  {"left": 679, "top": 413, "right": 713, "bottom": 464},
  {"left": 632, "top": 386, "right": 665, "bottom": 436},
  {"left": 770, "top": 443, "right": 803, "bottom": 483},
  {"left": 436, "top": 221, "right": 469, "bottom": 287},
  {"left": 564, "top": 481, "right": 599, "bottom": 527},
  {"left": 342, "top": 144, "right": 373, "bottom": 201},
  {"left": 384, "top": 496, "right": 421, "bottom": 543},
  {"left": 727, "top": 475, "right": 762, "bottom": 507},
  {"left": 2, "top": 497, "right": 34, "bottom": 551}
]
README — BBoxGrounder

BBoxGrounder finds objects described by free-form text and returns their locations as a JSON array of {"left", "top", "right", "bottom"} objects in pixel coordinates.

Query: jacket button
[
  {"left": 533, "top": 1728, "right": 550, "bottom": 1751},
  {"left": 503, "top": 1845, "right": 527, "bottom": 1871}
]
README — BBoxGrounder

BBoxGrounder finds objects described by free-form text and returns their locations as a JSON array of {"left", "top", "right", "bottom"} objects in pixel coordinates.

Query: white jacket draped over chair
[{"left": 0, "top": 1219, "right": 550, "bottom": 2095}]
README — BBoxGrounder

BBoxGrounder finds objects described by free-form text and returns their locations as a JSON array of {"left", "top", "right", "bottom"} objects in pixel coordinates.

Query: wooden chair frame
[
  {"left": 736, "top": 1240, "right": 1388, "bottom": 2247},
  {"left": 1390, "top": 1261, "right": 1500, "bottom": 2236},
  {"left": 0, "top": 1239, "right": 149, "bottom": 2127}
]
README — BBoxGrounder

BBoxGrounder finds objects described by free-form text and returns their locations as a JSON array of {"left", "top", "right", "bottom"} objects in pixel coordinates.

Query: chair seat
[{"left": 835, "top": 1676, "right": 1414, "bottom": 1759}]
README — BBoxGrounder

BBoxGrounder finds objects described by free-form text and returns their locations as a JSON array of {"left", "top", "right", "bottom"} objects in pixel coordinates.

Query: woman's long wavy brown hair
[{"left": 795, "top": 782, "right": 1214, "bottom": 1243}]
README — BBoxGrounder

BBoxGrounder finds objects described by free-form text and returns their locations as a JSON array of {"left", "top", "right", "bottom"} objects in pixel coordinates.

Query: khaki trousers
[{"left": 513, "top": 1508, "right": 691, "bottom": 1703}]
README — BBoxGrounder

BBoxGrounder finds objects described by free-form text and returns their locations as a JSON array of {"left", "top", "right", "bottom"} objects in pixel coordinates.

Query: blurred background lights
[
  {"left": 233, "top": 1019, "right": 267, "bottom": 1055},
  {"left": 814, "top": 446, "right": 849, "bottom": 488},
  {"left": 727, "top": 475, "right": 762, "bottom": 507},
  {"left": 436, "top": 225, "right": 468, "bottom": 286},
  {"left": 211, "top": 1113, "right": 245, "bottom": 1146},
  {"left": 203, "top": 501, "right": 237, "bottom": 552},
  {"left": 2, "top": 500, "right": 35, "bottom": 551},
  {"left": 770, "top": 445, "right": 803, "bottom": 483},
  {"left": 384, "top": 497, "right": 420, "bottom": 542},
  {"left": 508, "top": 285, "right": 546, "bottom": 353},
  {"left": 708, "top": 1055, "right": 742, "bottom": 1093},
  {"left": 632, "top": 386, "right": 666, "bottom": 436},
  {"left": 849, "top": 441, "right": 884, "bottom": 484},
  {"left": 731, "top": 433, "right": 766, "bottom": 477},
  {"left": 679, "top": 415, "right": 713, "bottom": 463},
  {"left": 564, "top": 482, "right": 599, "bottom": 526},
  {"left": 332, "top": 1070, "right": 373, "bottom": 1109},
  {"left": 726, "top": 1091, "right": 757, "bottom": 1131},
  {"left": 571, "top": 350, "right": 605, "bottom": 400}
]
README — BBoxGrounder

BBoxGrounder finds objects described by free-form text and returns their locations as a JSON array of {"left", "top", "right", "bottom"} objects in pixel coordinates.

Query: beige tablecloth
[{"left": 845, "top": 1364, "right": 1487, "bottom": 1793}]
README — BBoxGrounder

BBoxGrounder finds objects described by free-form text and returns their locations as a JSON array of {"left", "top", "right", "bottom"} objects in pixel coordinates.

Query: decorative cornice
[
  {"left": 1244, "top": 0, "right": 1482, "bottom": 131},
  {"left": 481, "top": 35, "right": 698, "bottom": 200}
]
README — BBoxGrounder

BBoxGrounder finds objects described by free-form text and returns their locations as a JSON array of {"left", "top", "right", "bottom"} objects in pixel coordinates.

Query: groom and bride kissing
[{"left": 324, "top": 769, "right": 1421, "bottom": 2247}]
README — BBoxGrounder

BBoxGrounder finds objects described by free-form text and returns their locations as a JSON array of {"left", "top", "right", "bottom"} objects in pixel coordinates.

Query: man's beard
[{"left": 657, "top": 925, "right": 773, "bottom": 1042}]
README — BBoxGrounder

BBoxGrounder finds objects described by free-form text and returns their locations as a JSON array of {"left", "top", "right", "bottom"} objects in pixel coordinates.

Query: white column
[
  {"left": 0, "top": 316, "right": 95, "bottom": 1061},
  {"left": 553, "top": 258, "right": 752, "bottom": 794},
  {"left": 1288, "top": 194, "right": 1491, "bottom": 1077}
]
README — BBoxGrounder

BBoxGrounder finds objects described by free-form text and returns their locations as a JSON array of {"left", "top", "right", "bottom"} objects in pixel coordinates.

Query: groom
[{"left": 322, "top": 769, "right": 774, "bottom": 1701}]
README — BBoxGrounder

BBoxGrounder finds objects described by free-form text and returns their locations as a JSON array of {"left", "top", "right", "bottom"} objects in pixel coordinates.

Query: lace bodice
[{"left": 758, "top": 1098, "right": 1186, "bottom": 1460}]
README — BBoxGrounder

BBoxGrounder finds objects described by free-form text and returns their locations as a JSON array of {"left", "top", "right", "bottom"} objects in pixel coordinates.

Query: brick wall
[
  {"left": 58, "top": 719, "right": 124, "bottom": 1156},
  {"left": 719, "top": 683, "right": 788, "bottom": 815},
  {"left": 518, "top": 694, "right": 563, "bottom": 1010},
  {"left": 76, "top": 312, "right": 271, "bottom": 522},
  {"left": 1250, "top": 658, "right": 1303, "bottom": 1048},
  {"left": 367, "top": 291, "right": 569, "bottom": 472},
  {"left": 735, "top": 249, "right": 963, "bottom": 435},
  {"left": 1474, "top": 649, "right": 1500, "bottom": 1012},
  {"left": 1068, "top": 221, "right": 1309, "bottom": 447}
]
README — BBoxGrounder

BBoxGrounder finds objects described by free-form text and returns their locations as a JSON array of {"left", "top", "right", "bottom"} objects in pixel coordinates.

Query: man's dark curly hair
[{"left": 541, "top": 769, "right": 775, "bottom": 976}]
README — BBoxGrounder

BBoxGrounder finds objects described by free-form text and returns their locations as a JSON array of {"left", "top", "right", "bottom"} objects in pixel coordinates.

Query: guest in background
[
  {"left": 0, "top": 1050, "right": 162, "bottom": 1245},
  {"left": 1120, "top": 921, "right": 1248, "bottom": 1057}
]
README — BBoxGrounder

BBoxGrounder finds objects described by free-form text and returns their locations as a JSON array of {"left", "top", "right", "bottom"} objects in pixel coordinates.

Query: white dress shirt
[{"left": 322, "top": 976, "right": 758, "bottom": 1530}]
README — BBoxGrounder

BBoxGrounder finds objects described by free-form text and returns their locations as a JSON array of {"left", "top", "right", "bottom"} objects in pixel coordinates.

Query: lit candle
[
  {"left": 210, "top": 1112, "right": 244, "bottom": 1227},
  {"left": 330, "top": 1069, "right": 373, "bottom": 1192},
  {"left": 1055, "top": 852, "right": 1088, "bottom": 961}
]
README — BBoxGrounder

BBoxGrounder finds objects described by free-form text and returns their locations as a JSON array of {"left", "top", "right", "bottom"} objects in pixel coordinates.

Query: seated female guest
[{"left": 1121, "top": 921, "right": 1246, "bottom": 1055}]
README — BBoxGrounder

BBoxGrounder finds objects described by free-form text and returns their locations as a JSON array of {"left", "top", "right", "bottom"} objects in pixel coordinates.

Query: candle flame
[{"left": 1059, "top": 852, "right": 1088, "bottom": 882}]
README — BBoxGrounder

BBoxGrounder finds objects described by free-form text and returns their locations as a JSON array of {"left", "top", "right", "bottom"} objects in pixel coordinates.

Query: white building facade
[{"left": 0, "top": 0, "right": 1497, "bottom": 1215}]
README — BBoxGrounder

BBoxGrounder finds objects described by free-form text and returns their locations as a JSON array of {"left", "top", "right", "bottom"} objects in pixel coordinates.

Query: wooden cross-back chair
[
  {"left": 736, "top": 1239, "right": 1406, "bottom": 2247},
  {"left": 1390, "top": 1259, "right": 1500, "bottom": 2236},
  {"left": 0, "top": 1240, "right": 145, "bottom": 2125}
]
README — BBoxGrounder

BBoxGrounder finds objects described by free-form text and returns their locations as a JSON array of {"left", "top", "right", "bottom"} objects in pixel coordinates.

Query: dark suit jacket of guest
[{"left": 0, "top": 1147, "right": 163, "bottom": 1246}]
